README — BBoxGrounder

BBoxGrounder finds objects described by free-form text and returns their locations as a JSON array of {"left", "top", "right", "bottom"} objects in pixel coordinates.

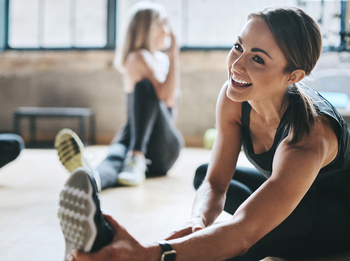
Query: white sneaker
[
  {"left": 117, "top": 154, "right": 147, "bottom": 186},
  {"left": 55, "top": 128, "right": 102, "bottom": 192}
]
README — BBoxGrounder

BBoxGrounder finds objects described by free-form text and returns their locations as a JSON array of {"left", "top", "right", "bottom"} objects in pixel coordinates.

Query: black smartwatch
[{"left": 158, "top": 241, "right": 177, "bottom": 261}]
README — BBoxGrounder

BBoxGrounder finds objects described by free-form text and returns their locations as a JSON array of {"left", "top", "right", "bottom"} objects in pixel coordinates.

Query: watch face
[{"left": 162, "top": 250, "right": 177, "bottom": 261}]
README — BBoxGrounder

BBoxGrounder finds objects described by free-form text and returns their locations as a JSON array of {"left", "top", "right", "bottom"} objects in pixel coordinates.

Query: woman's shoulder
[
  {"left": 124, "top": 49, "right": 156, "bottom": 74},
  {"left": 125, "top": 49, "right": 149, "bottom": 60},
  {"left": 217, "top": 81, "right": 243, "bottom": 125},
  {"left": 125, "top": 49, "right": 154, "bottom": 66},
  {"left": 284, "top": 114, "right": 339, "bottom": 167}
]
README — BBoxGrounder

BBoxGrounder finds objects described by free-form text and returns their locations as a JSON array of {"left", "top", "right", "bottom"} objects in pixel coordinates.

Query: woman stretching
[
  {"left": 59, "top": 5, "right": 350, "bottom": 261},
  {"left": 55, "top": 1, "right": 183, "bottom": 190}
]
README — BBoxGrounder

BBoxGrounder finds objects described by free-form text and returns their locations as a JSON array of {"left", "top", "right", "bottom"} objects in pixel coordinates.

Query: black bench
[{"left": 13, "top": 107, "right": 95, "bottom": 147}]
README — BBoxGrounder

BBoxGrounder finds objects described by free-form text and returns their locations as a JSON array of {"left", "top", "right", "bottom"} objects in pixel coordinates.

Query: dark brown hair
[{"left": 248, "top": 6, "right": 322, "bottom": 143}]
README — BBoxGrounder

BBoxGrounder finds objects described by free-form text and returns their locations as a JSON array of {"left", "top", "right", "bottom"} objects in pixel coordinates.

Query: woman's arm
[
  {"left": 159, "top": 29, "right": 180, "bottom": 107},
  {"left": 167, "top": 82, "right": 244, "bottom": 239},
  {"left": 190, "top": 83, "right": 243, "bottom": 225}
]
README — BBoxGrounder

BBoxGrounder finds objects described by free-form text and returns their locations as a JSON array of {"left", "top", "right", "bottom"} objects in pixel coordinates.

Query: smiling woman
[{"left": 60, "top": 5, "right": 350, "bottom": 261}]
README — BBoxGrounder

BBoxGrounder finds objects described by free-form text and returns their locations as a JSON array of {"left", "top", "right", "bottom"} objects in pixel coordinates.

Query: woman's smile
[{"left": 230, "top": 73, "right": 252, "bottom": 89}]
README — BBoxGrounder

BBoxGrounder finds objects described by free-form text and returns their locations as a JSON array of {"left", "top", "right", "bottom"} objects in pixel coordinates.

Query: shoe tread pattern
[
  {"left": 56, "top": 130, "right": 85, "bottom": 173},
  {"left": 58, "top": 171, "right": 97, "bottom": 259}
]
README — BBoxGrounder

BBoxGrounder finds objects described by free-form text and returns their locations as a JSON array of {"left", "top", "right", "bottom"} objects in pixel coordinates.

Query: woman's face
[
  {"left": 226, "top": 18, "right": 290, "bottom": 103},
  {"left": 151, "top": 17, "right": 171, "bottom": 52}
]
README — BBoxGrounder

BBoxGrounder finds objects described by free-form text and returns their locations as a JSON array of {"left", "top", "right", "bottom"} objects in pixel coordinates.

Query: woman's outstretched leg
[
  {"left": 96, "top": 142, "right": 128, "bottom": 189},
  {"left": 195, "top": 164, "right": 350, "bottom": 260},
  {"left": 226, "top": 190, "right": 350, "bottom": 261}
]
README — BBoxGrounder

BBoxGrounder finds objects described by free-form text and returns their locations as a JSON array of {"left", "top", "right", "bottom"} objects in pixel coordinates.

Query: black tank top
[{"left": 241, "top": 83, "right": 350, "bottom": 191}]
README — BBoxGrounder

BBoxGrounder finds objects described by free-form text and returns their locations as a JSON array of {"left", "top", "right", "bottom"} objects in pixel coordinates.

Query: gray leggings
[{"left": 97, "top": 80, "right": 183, "bottom": 189}]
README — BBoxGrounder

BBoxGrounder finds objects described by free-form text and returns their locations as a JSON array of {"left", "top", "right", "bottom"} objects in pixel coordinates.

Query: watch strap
[{"left": 158, "top": 241, "right": 177, "bottom": 261}]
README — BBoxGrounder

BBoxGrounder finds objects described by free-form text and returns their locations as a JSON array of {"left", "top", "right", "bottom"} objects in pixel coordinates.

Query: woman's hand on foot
[{"left": 68, "top": 214, "right": 151, "bottom": 261}]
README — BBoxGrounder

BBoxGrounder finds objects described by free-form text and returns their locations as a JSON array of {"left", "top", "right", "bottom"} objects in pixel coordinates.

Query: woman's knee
[
  {"left": 193, "top": 164, "right": 209, "bottom": 190},
  {"left": 134, "top": 80, "right": 158, "bottom": 101},
  {"left": 234, "top": 166, "right": 266, "bottom": 192},
  {"left": 0, "top": 134, "right": 24, "bottom": 168},
  {"left": 0, "top": 134, "right": 24, "bottom": 154}
]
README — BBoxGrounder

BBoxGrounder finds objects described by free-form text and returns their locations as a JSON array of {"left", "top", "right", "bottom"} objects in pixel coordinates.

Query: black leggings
[
  {"left": 194, "top": 164, "right": 350, "bottom": 260},
  {"left": 96, "top": 80, "right": 183, "bottom": 189},
  {"left": 0, "top": 133, "right": 24, "bottom": 169}
]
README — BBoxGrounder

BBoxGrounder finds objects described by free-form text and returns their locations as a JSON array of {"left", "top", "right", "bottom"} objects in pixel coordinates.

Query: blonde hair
[{"left": 114, "top": 1, "right": 167, "bottom": 73}]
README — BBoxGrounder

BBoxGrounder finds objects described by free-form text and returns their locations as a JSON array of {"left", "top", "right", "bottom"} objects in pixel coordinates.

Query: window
[
  {"left": 0, "top": 0, "right": 348, "bottom": 51},
  {"left": 180, "top": 0, "right": 297, "bottom": 49},
  {"left": 118, "top": 0, "right": 343, "bottom": 50},
  {"left": 2, "top": 0, "right": 116, "bottom": 50},
  {"left": 299, "top": 0, "right": 342, "bottom": 51}
]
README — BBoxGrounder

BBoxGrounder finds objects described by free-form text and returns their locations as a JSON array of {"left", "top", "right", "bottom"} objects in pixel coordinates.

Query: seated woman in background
[
  {"left": 55, "top": 1, "right": 183, "bottom": 191},
  {"left": 59, "top": 5, "right": 350, "bottom": 261}
]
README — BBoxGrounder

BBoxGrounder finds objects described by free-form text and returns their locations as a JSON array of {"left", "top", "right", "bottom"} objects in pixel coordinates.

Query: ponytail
[{"left": 286, "top": 84, "right": 319, "bottom": 144}]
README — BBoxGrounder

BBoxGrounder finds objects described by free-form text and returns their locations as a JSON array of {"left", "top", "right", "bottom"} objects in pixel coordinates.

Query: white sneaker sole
[
  {"left": 58, "top": 169, "right": 97, "bottom": 260},
  {"left": 55, "top": 128, "right": 86, "bottom": 173},
  {"left": 55, "top": 129, "right": 102, "bottom": 192}
]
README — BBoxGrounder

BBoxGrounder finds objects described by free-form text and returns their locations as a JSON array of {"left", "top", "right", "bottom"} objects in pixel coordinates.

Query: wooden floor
[{"left": 0, "top": 146, "right": 349, "bottom": 261}]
